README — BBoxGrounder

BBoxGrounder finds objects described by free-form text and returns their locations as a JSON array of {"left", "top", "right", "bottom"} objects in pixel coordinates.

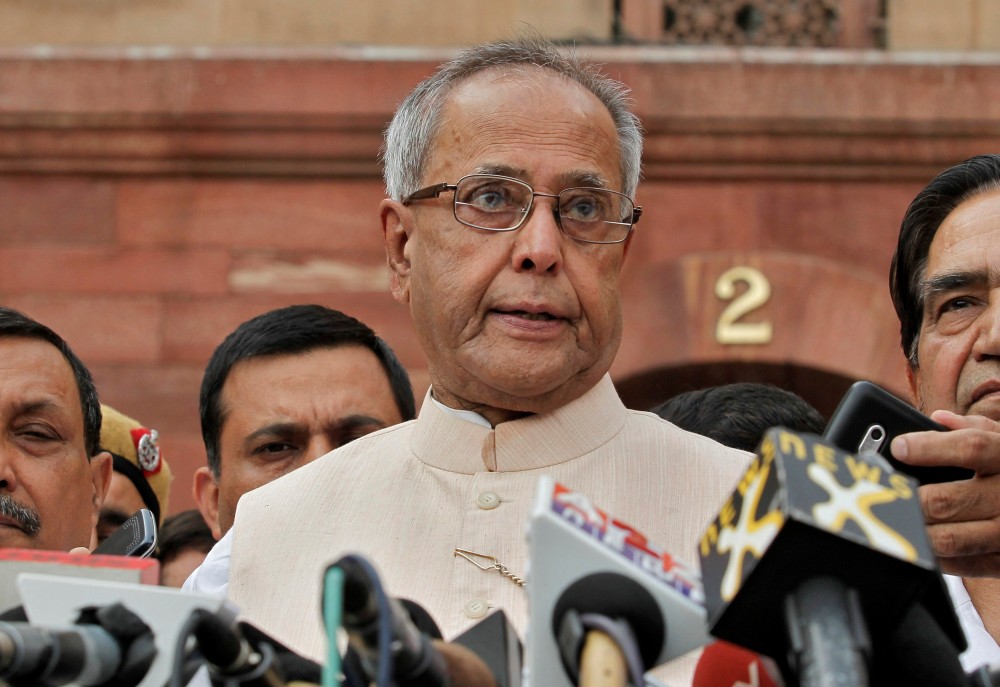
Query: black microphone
[
  {"left": 0, "top": 621, "right": 122, "bottom": 686},
  {"left": 870, "top": 600, "right": 968, "bottom": 687},
  {"left": 698, "top": 427, "right": 965, "bottom": 687},
  {"left": 450, "top": 610, "right": 521, "bottom": 687},
  {"left": 332, "top": 554, "right": 501, "bottom": 687},
  {"left": 335, "top": 554, "right": 450, "bottom": 687},
  {"left": 191, "top": 609, "right": 286, "bottom": 687}
]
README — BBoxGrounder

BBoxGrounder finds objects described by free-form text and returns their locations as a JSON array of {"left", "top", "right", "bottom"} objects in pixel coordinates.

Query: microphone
[
  {"left": 451, "top": 609, "right": 521, "bottom": 687},
  {"left": 869, "top": 601, "right": 968, "bottom": 687},
  {"left": 15, "top": 573, "right": 237, "bottom": 687},
  {"left": 331, "top": 554, "right": 496, "bottom": 687},
  {"left": 0, "top": 621, "right": 122, "bottom": 686},
  {"left": 526, "top": 476, "right": 709, "bottom": 687},
  {"left": 692, "top": 641, "right": 784, "bottom": 687},
  {"left": 191, "top": 609, "right": 287, "bottom": 687},
  {"left": 698, "top": 427, "right": 965, "bottom": 687}
]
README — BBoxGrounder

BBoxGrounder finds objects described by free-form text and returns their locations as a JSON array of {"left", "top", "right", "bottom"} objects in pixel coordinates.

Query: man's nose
[
  {"left": 974, "top": 293, "right": 1000, "bottom": 360},
  {"left": 0, "top": 444, "right": 17, "bottom": 491},
  {"left": 305, "top": 436, "right": 335, "bottom": 464},
  {"left": 510, "top": 198, "right": 564, "bottom": 274}
]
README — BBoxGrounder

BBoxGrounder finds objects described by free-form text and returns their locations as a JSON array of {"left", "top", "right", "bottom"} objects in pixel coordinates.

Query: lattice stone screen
[{"left": 660, "top": 0, "right": 840, "bottom": 46}]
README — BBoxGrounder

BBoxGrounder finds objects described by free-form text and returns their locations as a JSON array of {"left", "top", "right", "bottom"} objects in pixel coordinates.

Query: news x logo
[
  {"left": 550, "top": 482, "right": 703, "bottom": 603},
  {"left": 699, "top": 428, "right": 930, "bottom": 603}
]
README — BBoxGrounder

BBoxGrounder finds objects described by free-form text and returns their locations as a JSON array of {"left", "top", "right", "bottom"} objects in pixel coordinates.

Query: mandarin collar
[{"left": 411, "top": 374, "right": 628, "bottom": 473}]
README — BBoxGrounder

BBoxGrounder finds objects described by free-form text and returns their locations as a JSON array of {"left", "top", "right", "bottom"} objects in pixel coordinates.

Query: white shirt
[
  {"left": 182, "top": 528, "right": 232, "bottom": 597},
  {"left": 945, "top": 573, "right": 1000, "bottom": 671}
]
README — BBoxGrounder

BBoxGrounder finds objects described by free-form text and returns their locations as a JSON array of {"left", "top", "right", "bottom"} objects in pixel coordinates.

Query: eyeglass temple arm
[
  {"left": 402, "top": 183, "right": 456, "bottom": 204},
  {"left": 631, "top": 206, "right": 643, "bottom": 225}
]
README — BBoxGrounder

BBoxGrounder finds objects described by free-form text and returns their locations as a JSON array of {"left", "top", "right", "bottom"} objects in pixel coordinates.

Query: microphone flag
[{"left": 698, "top": 427, "right": 964, "bottom": 661}]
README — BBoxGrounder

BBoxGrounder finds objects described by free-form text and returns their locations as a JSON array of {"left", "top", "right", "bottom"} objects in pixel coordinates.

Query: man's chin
[
  {"left": 965, "top": 396, "right": 1000, "bottom": 422},
  {"left": 0, "top": 526, "right": 38, "bottom": 550}
]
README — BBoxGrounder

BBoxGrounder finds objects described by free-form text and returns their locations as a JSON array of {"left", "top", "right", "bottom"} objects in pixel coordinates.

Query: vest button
[
  {"left": 476, "top": 491, "right": 500, "bottom": 510},
  {"left": 464, "top": 598, "right": 489, "bottom": 619}
]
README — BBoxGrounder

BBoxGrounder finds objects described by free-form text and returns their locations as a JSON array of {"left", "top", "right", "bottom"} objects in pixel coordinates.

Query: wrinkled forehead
[
  {"left": 424, "top": 66, "right": 622, "bottom": 188},
  {"left": 0, "top": 336, "right": 85, "bottom": 426},
  {"left": 928, "top": 191, "right": 1000, "bottom": 263}
]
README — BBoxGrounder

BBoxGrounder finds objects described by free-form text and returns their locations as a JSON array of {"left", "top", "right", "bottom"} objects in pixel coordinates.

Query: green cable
[{"left": 323, "top": 565, "right": 345, "bottom": 687}]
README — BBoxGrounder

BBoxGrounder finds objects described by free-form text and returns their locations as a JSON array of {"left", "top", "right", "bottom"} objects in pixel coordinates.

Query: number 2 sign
[{"left": 714, "top": 266, "right": 773, "bottom": 345}]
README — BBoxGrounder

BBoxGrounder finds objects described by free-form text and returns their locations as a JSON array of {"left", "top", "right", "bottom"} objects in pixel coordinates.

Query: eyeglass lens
[{"left": 453, "top": 175, "right": 634, "bottom": 243}]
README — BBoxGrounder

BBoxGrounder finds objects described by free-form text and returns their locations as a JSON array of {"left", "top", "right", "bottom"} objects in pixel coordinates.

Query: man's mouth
[
  {"left": 0, "top": 495, "right": 41, "bottom": 536},
  {"left": 971, "top": 380, "right": 1000, "bottom": 406},
  {"left": 0, "top": 516, "right": 24, "bottom": 530},
  {"left": 504, "top": 310, "right": 557, "bottom": 322}
]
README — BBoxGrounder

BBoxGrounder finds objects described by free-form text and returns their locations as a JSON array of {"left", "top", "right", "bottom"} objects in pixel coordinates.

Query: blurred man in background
[
  {"left": 651, "top": 382, "right": 825, "bottom": 451},
  {"left": 0, "top": 307, "right": 111, "bottom": 552},
  {"left": 185, "top": 304, "right": 414, "bottom": 594},
  {"left": 156, "top": 509, "right": 214, "bottom": 587}
]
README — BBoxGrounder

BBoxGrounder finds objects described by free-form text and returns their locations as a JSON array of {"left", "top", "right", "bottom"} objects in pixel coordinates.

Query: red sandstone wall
[{"left": 2, "top": 47, "right": 999, "bottom": 513}]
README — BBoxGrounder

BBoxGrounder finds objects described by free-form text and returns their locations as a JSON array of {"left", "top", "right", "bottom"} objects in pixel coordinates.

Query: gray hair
[{"left": 382, "top": 36, "right": 643, "bottom": 201}]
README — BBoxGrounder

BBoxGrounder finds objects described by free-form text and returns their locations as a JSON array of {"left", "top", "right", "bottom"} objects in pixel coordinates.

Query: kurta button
[
  {"left": 464, "top": 598, "right": 489, "bottom": 619},
  {"left": 477, "top": 491, "right": 500, "bottom": 510}
]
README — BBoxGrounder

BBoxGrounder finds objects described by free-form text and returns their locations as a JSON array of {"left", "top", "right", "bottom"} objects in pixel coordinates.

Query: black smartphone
[
  {"left": 823, "top": 381, "right": 974, "bottom": 485},
  {"left": 93, "top": 508, "right": 158, "bottom": 558}
]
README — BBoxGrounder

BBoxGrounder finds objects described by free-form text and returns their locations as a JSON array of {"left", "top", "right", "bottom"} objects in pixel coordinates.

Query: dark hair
[
  {"left": 155, "top": 509, "right": 215, "bottom": 563},
  {"left": 0, "top": 307, "right": 102, "bottom": 457},
  {"left": 200, "top": 304, "right": 415, "bottom": 476},
  {"left": 890, "top": 154, "right": 1000, "bottom": 367},
  {"left": 650, "top": 383, "right": 826, "bottom": 452}
]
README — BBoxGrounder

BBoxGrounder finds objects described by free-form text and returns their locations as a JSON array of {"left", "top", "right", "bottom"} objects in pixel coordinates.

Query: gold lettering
[
  {"left": 846, "top": 456, "right": 882, "bottom": 484},
  {"left": 700, "top": 522, "right": 718, "bottom": 556},
  {"left": 715, "top": 266, "right": 773, "bottom": 345},
  {"left": 737, "top": 457, "right": 761, "bottom": 497},
  {"left": 779, "top": 430, "right": 807, "bottom": 459},
  {"left": 760, "top": 437, "right": 775, "bottom": 463},
  {"left": 814, "top": 444, "right": 838, "bottom": 472},
  {"left": 890, "top": 473, "right": 914, "bottom": 499},
  {"left": 720, "top": 498, "right": 737, "bottom": 528}
]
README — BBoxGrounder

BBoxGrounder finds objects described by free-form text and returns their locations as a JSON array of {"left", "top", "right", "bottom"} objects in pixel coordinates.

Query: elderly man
[
  {"left": 0, "top": 307, "right": 112, "bottom": 552},
  {"left": 228, "top": 38, "right": 746, "bottom": 683},
  {"left": 889, "top": 154, "right": 1000, "bottom": 669}
]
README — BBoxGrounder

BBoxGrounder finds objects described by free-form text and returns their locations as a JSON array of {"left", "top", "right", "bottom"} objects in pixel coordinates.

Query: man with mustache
[
  {"left": 0, "top": 307, "right": 112, "bottom": 552},
  {"left": 889, "top": 154, "right": 1000, "bottom": 669},
  {"left": 226, "top": 36, "right": 747, "bottom": 685}
]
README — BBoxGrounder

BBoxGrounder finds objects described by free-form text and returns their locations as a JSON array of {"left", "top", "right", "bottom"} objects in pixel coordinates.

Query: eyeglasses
[{"left": 401, "top": 174, "right": 642, "bottom": 245}]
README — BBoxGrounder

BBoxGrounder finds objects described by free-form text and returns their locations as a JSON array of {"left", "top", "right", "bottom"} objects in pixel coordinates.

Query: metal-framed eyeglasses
[{"left": 401, "top": 174, "right": 642, "bottom": 245}]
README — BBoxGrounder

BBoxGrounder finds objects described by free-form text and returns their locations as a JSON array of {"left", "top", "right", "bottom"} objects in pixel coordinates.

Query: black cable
[
  {"left": 169, "top": 610, "right": 209, "bottom": 687},
  {"left": 336, "top": 554, "right": 393, "bottom": 687}
]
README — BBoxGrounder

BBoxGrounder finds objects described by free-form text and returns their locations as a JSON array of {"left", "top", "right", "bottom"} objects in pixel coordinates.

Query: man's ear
[
  {"left": 193, "top": 467, "right": 223, "bottom": 541},
  {"left": 622, "top": 229, "right": 635, "bottom": 263},
  {"left": 89, "top": 451, "right": 113, "bottom": 511},
  {"left": 381, "top": 198, "right": 413, "bottom": 304},
  {"left": 88, "top": 451, "right": 113, "bottom": 543},
  {"left": 905, "top": 361, "right": 922, "bottom": 411}
]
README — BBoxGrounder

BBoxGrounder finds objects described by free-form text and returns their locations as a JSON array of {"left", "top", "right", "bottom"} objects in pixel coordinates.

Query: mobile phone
[
  {"left": 93, "top": 508, "right": 158, "bottom": 558},
  {"left": 823, "top": 381, "right": 974, "bottom": 485}
]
